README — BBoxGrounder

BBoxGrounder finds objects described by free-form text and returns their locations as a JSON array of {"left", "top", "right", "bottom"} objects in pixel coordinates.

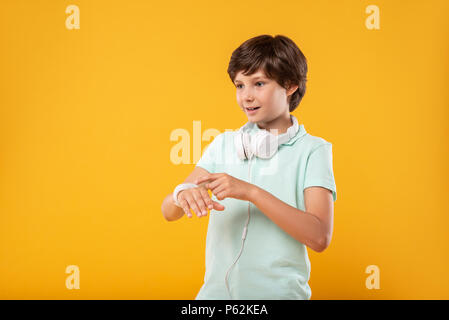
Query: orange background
[{"left": 1, "top": 0, "right": 448, "bottom": 299}]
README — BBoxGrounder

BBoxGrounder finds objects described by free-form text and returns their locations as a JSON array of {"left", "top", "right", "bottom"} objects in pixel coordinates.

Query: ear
[{"left": 287, "top": 84, "right": 299, "bottom": 97}]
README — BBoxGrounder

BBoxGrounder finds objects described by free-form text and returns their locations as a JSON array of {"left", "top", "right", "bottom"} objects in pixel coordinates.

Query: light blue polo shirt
[{"left": 194, "top": 118, "right": 337, "bottom": 300}]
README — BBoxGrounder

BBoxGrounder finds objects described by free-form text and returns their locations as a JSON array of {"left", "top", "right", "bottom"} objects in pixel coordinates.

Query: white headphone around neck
[{"left": 233, "top": 114, "right": 299, "bottom": 160}]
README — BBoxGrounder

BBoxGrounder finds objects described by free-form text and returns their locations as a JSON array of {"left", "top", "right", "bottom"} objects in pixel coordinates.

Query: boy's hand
[
  {"left": 177, "top": 185, "right": 225, "bottom": 218},
  {"left": 194, "top": 173, "right": 255, "bottom": 202}
]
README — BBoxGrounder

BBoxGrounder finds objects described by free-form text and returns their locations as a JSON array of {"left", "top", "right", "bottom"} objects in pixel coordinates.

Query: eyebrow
[{"left": 234, "top": 76, "right": 267, "bottom": 83}]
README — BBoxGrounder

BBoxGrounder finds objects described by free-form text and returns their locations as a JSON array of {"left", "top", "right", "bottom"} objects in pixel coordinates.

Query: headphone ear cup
[{"left": 253, "top": 131, "right": 278, "bottom": 159}]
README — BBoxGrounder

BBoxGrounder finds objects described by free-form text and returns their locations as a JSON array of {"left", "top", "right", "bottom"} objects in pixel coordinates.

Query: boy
[{"left": 161, "top": 34, "right": 337, "bottom": 299}]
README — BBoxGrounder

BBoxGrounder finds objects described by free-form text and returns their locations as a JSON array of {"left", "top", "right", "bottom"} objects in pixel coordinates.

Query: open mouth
[{"left": 246, "top": 106, "right": 261, "bottom": 111}]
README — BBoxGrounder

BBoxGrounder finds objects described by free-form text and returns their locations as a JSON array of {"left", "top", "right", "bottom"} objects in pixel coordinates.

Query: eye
[{"left": 235, "top": 81, "right": 265, "bottom": 89}]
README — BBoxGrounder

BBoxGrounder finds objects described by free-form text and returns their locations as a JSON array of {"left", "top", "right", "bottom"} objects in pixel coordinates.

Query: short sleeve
[
  {"left": 303, "top": 143, "right": 337, "bottom": 201},
  {"left": 195, "top": 133, "right": 224, "bottom": 174}
]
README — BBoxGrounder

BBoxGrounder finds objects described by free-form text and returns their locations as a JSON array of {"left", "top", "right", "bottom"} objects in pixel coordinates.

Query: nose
[{"left": 242, "top": 87, "right": 255, "bottom": 102}]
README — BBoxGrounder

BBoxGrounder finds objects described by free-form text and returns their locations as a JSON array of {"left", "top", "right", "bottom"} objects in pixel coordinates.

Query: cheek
[
  {"left": 260, "top": 88, "right": 276, "bottom": 105},
  {"left": 270, "top": 88, "right": 286, "bottom": 103},
  {"left": 236, "top": 93, "right": 243, "bottom": 106}
]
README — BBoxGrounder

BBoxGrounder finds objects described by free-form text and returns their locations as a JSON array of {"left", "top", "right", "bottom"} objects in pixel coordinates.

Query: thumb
[{"left": 212, "top": 201, "right": 225, "bottom": 211}]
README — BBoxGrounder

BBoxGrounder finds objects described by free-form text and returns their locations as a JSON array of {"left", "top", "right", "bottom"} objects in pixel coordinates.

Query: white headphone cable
[{"left": 225, "top": 153, "right": 253, "bottom": 299}]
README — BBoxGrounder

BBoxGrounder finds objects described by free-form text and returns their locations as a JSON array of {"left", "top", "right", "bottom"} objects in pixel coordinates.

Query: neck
[{"left": 256, "top": 113, "right": 293, "bottom": 136}]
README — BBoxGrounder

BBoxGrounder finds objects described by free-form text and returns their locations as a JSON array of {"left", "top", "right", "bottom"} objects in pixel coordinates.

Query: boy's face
[{"left": 233, "top": 69, "right": 296, "bottom": 123}]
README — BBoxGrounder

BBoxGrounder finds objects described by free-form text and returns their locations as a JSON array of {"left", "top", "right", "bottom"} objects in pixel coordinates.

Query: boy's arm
[
  {"left": 161, "top": 166, "right": 210, "bottom": 221},
  {"left": 249, "top": 185, "right": 334, "bottom": 252}
]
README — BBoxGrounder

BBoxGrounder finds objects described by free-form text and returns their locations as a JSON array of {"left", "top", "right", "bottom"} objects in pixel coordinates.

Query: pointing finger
[
  {"left": 194, "top": 176, "right": 207, "bottom": 185},
  {"left": 195, "top": 174, "right": 213, "bottom": 185}
]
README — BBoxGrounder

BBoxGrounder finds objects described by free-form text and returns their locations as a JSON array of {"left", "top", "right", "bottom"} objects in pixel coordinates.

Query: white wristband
[{"left": 173, "top": 183, "right": 198, "bottom": 207}]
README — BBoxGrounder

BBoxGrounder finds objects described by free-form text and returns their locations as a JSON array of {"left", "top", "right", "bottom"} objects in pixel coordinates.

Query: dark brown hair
[{"left": 227, "top": 34, "right": 308, "bottom": 112}]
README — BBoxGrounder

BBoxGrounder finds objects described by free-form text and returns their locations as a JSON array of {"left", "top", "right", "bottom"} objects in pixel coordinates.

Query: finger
[
  {"left": 179, "top": 199, "right": 192, "bottom": 218},
  {"left": 212, "top": 200, "right": 225, "bottom": 211},
  {"left": 211, "top": 183, "right": 227, "bottom": 197},
  {"left": 194, "top": 175, "right": 210, "bottom": 185},
  {"left": 195, "top": 173, "right": 220, "bottom": 185},
  {"left": 199, "top": 188, "right": 214, "bottom": 211},
  {"left": 185, "top": 195, "right": 202, "bottom": 218},
  {"left": 177, "top": 191, "right": 192, "bottom": 218},
  {"left": 193, "top": 192, "right": 208, "bottom": 217},
  {"left": 206, "top": 180, "right": 218, "bottom": 191},
  {"left": 207, "top": 176, "right": 226, "bottom": 191},
  {"left": 216, "top": 191, "right": 227, "bottom": 201}
]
